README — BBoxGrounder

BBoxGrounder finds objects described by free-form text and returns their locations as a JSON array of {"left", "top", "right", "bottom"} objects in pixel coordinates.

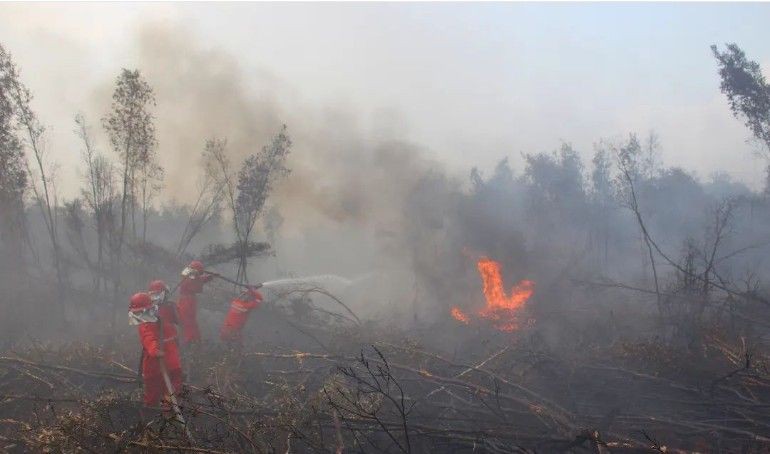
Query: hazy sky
[{"left": 2, "top": 2, "right": 770, "bottom": 197}]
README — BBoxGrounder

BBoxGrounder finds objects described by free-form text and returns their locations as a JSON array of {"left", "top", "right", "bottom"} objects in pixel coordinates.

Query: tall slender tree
[
  {"left": 712, "top": 44, "right": 770, "bottom": 195},
  {"left": 76, "top": 113, "right": 115, "bottom": 291},
  {"left": 175, "top": 140, "right": 224, "bottom": 257},
  {"left": 0, "top": 44, "right": 27, "bottom": 274},
  {"left": 2, "top": 43, "right": 65, "bottom": 297},
  {"left": 207, "top": 126, "right": 291, "bottom": 283},
  {"left": 712, "top": 43, "right": 770, "bottom": 152},
  {"left": 233, "top": 126, "right": 291, "bottom": 282},
  {"left": 102, "top": 69, "right": 157, "bottom": 294},
  {"left": 591, "top": 146, "right": 614, "bottom": 268}
]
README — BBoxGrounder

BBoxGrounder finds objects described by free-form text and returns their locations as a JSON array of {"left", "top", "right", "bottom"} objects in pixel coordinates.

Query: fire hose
[
  {"left": 169, "top": 269, "right": 262, "bottom": 297},
  {"left": 164, "top": 268, "right": 259, "bottom": 380},
  {"left": 139, "top": 266, "right": 257, "bottom": 444},
  {"left": 204, "top": 271, "right": 263, "bottom": 290}
]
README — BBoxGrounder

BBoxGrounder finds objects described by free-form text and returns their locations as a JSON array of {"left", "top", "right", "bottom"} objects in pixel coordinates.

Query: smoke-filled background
[
  {"left": 6, "top": 4, "right": 770, "bottom": 451},
  {"left": 1, "top": 2, "right": 770, "bottom": 331},
  {"left": 4, "top": 3, "right": 770, "bottom": 189}
]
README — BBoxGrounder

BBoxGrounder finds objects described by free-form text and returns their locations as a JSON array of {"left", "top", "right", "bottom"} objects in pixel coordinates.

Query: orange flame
[
  {"left": 450, "top": 306, "right": 470, "bottom": 324},
  {"left": 451, "top": 257, "right": 535, "bottom": 331}
]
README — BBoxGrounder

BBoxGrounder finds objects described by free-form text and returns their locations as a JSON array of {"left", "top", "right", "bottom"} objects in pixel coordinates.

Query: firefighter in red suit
[
  {"left": 129, "top": 290, "right": 182, "bottom": 409},
  {"left": 220, "top": 287, "right": 263, "bottom": 343},
  {"left": 176, "top": 260, "right": 213, "bottom": 344}
]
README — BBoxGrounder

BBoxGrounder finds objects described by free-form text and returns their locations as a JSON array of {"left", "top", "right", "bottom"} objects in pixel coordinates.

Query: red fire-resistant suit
[
  {"left": 133, "top": 296, "right": 183, "bottom": 408},
  {"left": 177, "top": 273, "right": 213, "bottom": 344},
  {"left": 220, "top": 289, "right": 263, "bottom": 343}
]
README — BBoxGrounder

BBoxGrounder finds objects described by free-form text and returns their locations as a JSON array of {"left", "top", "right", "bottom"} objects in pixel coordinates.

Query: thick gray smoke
[
  {"left": 8, "top": 21, "right": 766, "bottom": 341},
  {"left": 126, "top": 23, "right": 443, "bottom": 225},
  {"left": 115, "top": 22, "right": 463, "bottom": 321},
  {"left": 106, "top": 23, "right": 770, "bottom": 333}
]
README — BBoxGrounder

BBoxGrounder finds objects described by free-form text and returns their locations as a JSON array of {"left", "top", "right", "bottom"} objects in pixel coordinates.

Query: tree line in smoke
[
  {"left": 2, "top": 41, "right": 770, "bottom": 342},
  {"left": 0, "top": 44, "right": 291, "bottom": 335}
]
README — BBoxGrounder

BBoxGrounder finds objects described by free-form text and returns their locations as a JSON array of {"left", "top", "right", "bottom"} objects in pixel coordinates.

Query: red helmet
[
  {"left": 148, "top": 280, "right": 169, "bottom": 293},
  {"left": 129, "top": 292, "right": 153, "bottom": 312},
  {"left": 189, "top": 260, "right": 204, "bottom": 272}
]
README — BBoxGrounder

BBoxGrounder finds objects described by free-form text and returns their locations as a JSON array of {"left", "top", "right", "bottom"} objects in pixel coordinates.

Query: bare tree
[
  {"left": 63, "top": 198, "right": 93, "bottom": 279},
  {"left": 591, "top": 146, "right": 614, "bottom": 268},
  {"left": 642, "top": 131, "right": 661, "bottom": 180},
  {"left": 2, "top": 43, "right": 65, "bottom": 298},
  {"left": 700, "top": 199, "right": 735, "bottom": 296},
  {"left": 325, "top": 347, "right": 414, "bottom": 454},
  {"left": 664, "top": 200, "right": 737, "bottom": 345},
  {"left": 614, "top": 134, "right": 663, "bottom": 318},
  {"left": 175, "top": 140, "right": 224, "bottom": 257},
  {"left": 138, "top": 159, "right": 163, "bottom": 244},
  {"left": 75, "top": 113, "right": 115, "bottom": 291}
]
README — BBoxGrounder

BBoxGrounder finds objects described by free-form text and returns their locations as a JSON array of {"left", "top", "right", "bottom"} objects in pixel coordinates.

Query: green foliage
[
  {"left": 0, "top": 43, "right": 28, "bottom": 266},
  {"left": 523, "top": 143, "right": 585, "bottom": 206},
  {"left": 235, "top": 125, "right": 292, "bottom": 239},
  {"left": 0, "top": 43, "right": 26, "bottom": 201},
  {"left": 712, "top": 43, "right": 770, "bottom": 151},
  {"left": 102, "top": 69, "right": 157, "bottom": 168}
]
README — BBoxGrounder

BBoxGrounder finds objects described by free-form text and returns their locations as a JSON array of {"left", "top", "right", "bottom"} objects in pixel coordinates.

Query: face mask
[
  {"left": 150, "top": 290, "right": 167, "bottom": 304},
  {"left": 128, "top": 306, "right": 158, "bottom": 325},
  {"left": 181, "top": 267, "right": 199, "bottom": 279}
]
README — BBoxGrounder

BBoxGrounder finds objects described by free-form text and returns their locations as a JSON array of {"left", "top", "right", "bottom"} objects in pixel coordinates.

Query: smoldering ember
[{"left": 4, "top": 3, "right": 770, "bottom": 453}]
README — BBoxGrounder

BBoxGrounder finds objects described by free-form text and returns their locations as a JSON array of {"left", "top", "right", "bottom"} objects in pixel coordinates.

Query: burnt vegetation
[{"left": 3, "top": 39, "right": 770, "bottom": 453}]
